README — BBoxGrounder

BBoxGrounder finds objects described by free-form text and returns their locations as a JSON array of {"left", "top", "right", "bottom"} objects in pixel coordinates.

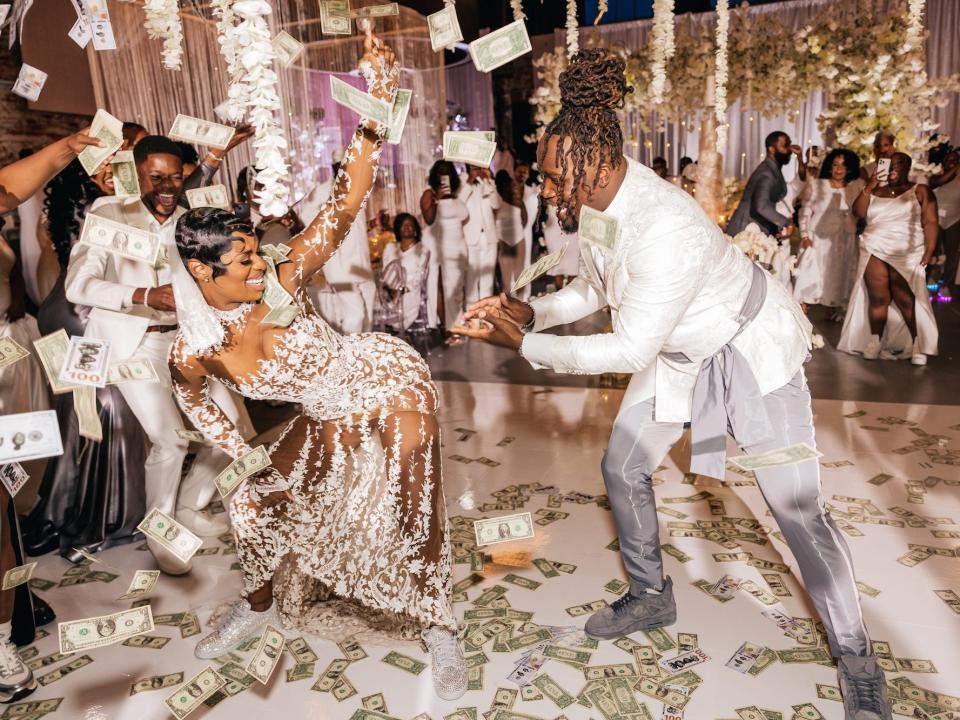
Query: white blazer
[
  {"left": 65, "top": 197, "right": 184, "bottom": 360},
  {"left": 522, "top": 158, "right": 812, "bottom": 423},
  {"left": 459, "top": 174, "right": 501, "bottom": 248}
]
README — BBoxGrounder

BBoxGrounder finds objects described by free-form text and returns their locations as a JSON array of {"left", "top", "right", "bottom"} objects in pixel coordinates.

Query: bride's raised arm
[{"left": 285, "top": 35, "right": 399, "bottom": 287}]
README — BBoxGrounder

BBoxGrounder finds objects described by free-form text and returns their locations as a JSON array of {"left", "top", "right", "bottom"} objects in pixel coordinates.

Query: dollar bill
[
  {"left": 110, "top": 150, "right": 140, "bottom": 198},
  {"left": 729, "top": 443, "right": 823, "bottom": 471},
  {"left": 11, "top": 62, "right": 47, "bottom": 102},
  {"left": 776, "top": 646, "right": 832, "bottom": 664},
  {"left": 169, "top": 114, "right": 235, "bottom": 149},
  {"left": 381, "top": 651, "right": 426, "bottom": 675},
  {"left": 246, "top": 625, "right": 285, "bottom": 684},
  {"left": 122, "top": 634, "right": 170, "bottom": 650},
  {"left": 469, "top": 19, "right": 531, "bottom": 73},
  {"left": 351, "top": 2, "right": 398, "bottom": 18},
  {"left": 330, "top": 75, "right": 392, "bottom": 125},
  {"left": 260, "top": 243, "right": 292, "bottom": 264},
  {"left": 117, "top": 570, "right": 160, "bottom": 600},
  {"left": 726, "top": 641, "right": 762, "bottom": 673},
  {"left": 185, "top": 184, "right": 232, "bottom": 211},
  {"left": 79, "top": 212, "right": 161, "bottom": 265},
  {"left": 583, "top": 663, "right": 637, "bottom": 681},
  {"left": 107, "top": 357, "right": 158, "bottom": 384},
  {"left": 336, "top": 637, "right": 366, "bottom": 662},
  {"left": 0, "top": 462, "right": 29, "bottom": 497},
  {"left": 0, "top": 337, "right": 29, "bottom": 370},
  {"left": 272, "top": 30, "right": 304, "bottom": 67},
  {"left": 661, "top": 544, "right": 693, "bottom": 563},
  {"left": 332, "top": 675, "right": 357, "bottom": 701},
  {"left": 659, "top": 647, "right": 709, "bottom": 674},
  {"left": 320, "top": 0, "right": 351, "bottom": 34},
  {"left": 215, "top": 445, "right": 271, "bottom": 497},
  {"left": 71, "top": 384, "right": 101, "bottom": 442},
  {"left": 510, "top": 241, "right": 570, "bottom": 293},
  {"left": 474, "top": 512, "right": 534, "bottom": 546},
  {"left": 33, "top": 330, "right": 76, "bottom": 395},
  {"left": 502, "top": 574, "right": 540, "bottom": 590},
  {"left": 1, "top": 562, "right": 36, "bottom": 590},
  {"left": 78, "top": 109, "right": 123, "bottom": 175},
  {"left": 59, "top": 606, "right": 154, "bottom": 654},
  {"left": 165, "top": 668, "right": 226, "bottom": 719},
  {"left": 37, "top": 654, "right": 93, "bottom": 686},
  {"left": 565, "top": 599, "right": 607, "bottom": 617},
  {"left": 0, "top": 697, "right": 63, "bottom": 716},
  {"left": 137, "top": 508, "right": 203, "bottom": 564},
  {"left": 263, "top": 302, "right": 300, "bottom": 327},
  {"left": 543, "top": 645, "right": 591, "bottom": 666},
  {"left": 427, "top": 3, "right": 463, "bottom": 51},
  {"left": 634, "top": 677, "right": 689, "bottom": 710},
  {"left": 935, "top": 589, "right": 960, "bottom": 614},
  {"left": 532, "top": 558, "right": 559, "bottom": 578},
  {"left": 386, "top": 88, "right": 412, "bottom": 145},
  {"left": 579, "top": 206, "right": 619, "bottom": 251},
  {"left": 0, "top": 410, "right": 63, "bottom": 464},
  {"left": 58, "top": 336, "right": 110, "bottom": 388},
  {"left": 443, "top": 131, "right": 496, "bottom": 168},
  {"left": 312, "top": 658, "right": 350, "bottom": 691},
  {"left": 286, "top": 661, "right": 315, "bottom": 682},
  {"left": 131, "top": 671, "right": 184, "bottom": 695}
]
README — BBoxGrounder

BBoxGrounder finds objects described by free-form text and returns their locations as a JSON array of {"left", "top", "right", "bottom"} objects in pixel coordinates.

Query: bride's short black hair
[{"left": 176, "top": 207, "right": 254, "bottom": 278}]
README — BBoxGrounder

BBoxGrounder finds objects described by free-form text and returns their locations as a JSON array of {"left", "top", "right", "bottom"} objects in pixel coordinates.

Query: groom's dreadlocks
[{"left": 539, "top": 49, "right": 633, "bottom": 199}]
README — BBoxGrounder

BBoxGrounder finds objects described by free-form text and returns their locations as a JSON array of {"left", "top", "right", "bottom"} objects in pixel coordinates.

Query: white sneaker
[
  {"left": 0, "top": 638, "right": 36, "bottom": 703},
  {"left": 862, "top": 335, "right": 882, "bottom": 360},
  {"left": 195, "top": 599, "right": 279, "bottom": 660},
  {"left": 422, "top": 626, "right": 467, "bottom": 701},
  {"left": 176, "top": 506, "right": 229, "bottom": 537},
  {"left": 911, "top": 351, "right": 927, "bottom": 366}
]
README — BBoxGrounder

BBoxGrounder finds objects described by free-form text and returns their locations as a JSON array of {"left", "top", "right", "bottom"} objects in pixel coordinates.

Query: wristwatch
[{"left": 520, "top": 302, "right": 536, "bottom": 334}]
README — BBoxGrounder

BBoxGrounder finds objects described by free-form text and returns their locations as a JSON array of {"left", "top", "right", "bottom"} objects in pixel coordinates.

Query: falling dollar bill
[
  {"left": 215, "top": 445, "right": 272, "bottom": 497},
  {"left": 729, "top": 443, "right": 823, "bottom": 471},
  {"left": 176, "top": 429, "right": 209, "bottom": 444},
  {"left": 107, "top": 357, "right": 158, "bottom": 384},
  {"left": 0, "top": 410, "right": 63, "bottom": 464},
  {"left": 130, "top": 671, "right": 184, "bottom": 696},
  {"left": 511, "top": 241, "right": 569, "bottom": 293},
  {"left": 246, "top": 625, "right": 285, "bottom": 684},
  {"left": 110, "top": 150, "right": 140, "bottom": 198},
  {"left": 427, "top": 3, "right": 463, "bottom": 51},
  {"left": 351, "top": 2, "right": 398, "bottom": 18},
  {"left": 79, "top": 212, "right": 162, "bottom": 266},
  {"left": 11, "top": 63, "right": 47, "bottom": 102},
  {"left": 165, "top": 668, "right": 226, "bottom": 719},
  {"left": 2, "top": 562, "right": 36, "bottom": 590},
  {"left": 78, "top": 109, "right": 123, "bottom": 175},
  {"left": 474, "top": 512, "right": 534, "bottom": 546},
  {"left": 579, "top": 205, "right": 620, "bottom": 251},
  {"left": 469, "top": 19, "right": 532, "bottom": 73},
  {"left": 137, "top": 508, "right": 203, "bottom": 564},
  {"left": 169, "top": 114, "right": 236, "bottom": 150},
  {"left": 0, "top": 462, "right": 29, "bottom": 497},
  {"left": 59, "top": 336, "right": 110, "bottom": 388},
  {"left": 0, "top": 337, "right": 29, "bottom": 369},
  {"left": 272, "top": 30, "right": 304, "bottom": 68},
  {"left": 320, "top": 0, "right": 351, "bottom": 34},
  {"left": 386, "top": 89, "right": 412, "bottom": 145},
  {"left": 118, "top": 570, "right": 160, "bottom": 601},
  {"left": 260, "top": 243, "right": 292, "bottom": 264},
  {"left": 185, "top": 184, "right": 232, "bottom": 211},
  {"left": 58, "top": 606, "right": 154, "bottom": 654},
  {"left": 443, "top": 131, "right": 496, "bottom": 168},
  {"left": 73, "top": 385, "right": 103, "bottom": 441},
  {"left": 330, "top": 75, "right": 392, "bottom": 125},
  {"left": 263, "top": 303, "right": 300, "bottom": 327}
]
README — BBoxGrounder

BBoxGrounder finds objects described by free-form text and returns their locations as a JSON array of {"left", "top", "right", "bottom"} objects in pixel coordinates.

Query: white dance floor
[{"left": 15, "top": 381, "right": 960, "bottom": 720}]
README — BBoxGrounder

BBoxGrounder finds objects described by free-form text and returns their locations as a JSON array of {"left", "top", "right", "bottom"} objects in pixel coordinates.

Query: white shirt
[
  {"left": 459, "top": 174, "right": 501, "bottom": 248},
  {"left": 304, "top": 180, "right": 373, "bottom": 287},
  {"left": 934, "top": 176, "right": 960, "bottom": 229}
]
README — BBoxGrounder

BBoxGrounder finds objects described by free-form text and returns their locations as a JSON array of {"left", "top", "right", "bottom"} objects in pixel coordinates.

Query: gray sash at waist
[{"left": 661, "top": 263, "right": 770, "bottom": 479}]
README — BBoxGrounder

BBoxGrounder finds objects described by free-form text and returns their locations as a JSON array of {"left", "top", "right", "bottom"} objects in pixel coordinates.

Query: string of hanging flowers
[
  {"left": 565, "top": 0, "right": 578, "bottom": 58},
  {"left": 906, "top": 0, "right": 925, "bottom": 48},
  {"left": 510, "top": 0, "right": 524, "bottom": 22},
  {"left": 714, "top": 0, "right": 730, "bottom": 153},
  {"left": 143, "top": 0, "right": 184, "bottom": 70},
  {"left": 650, "top": 0, "right": 675, "bottom": 105}
]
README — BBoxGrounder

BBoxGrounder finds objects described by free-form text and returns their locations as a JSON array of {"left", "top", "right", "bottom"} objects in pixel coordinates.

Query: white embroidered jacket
[{"left": 521, "top": 158, "right": 812, "bottom": 423}]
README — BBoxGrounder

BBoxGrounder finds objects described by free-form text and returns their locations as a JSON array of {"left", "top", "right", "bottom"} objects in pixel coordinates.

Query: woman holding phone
[{"left": 420, "top": 160, "right": 469, "bottom": 332}]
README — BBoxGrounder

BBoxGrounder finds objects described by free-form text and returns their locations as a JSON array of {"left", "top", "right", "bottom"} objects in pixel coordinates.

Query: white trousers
[
  {"left": 436, "top": 250, "right": 468, "bottom": 326},
  {"left": 311, "top": 281, "right": 375, "bottom": 335},
  {"left": 465, "top": 243, "right": 498, "bottom": 305}
]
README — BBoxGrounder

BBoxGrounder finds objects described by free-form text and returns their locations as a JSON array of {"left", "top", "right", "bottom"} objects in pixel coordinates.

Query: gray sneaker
[
  {"left": 584, "top": 576, "right": 677, "bottom": 639},
  {"left": 838, "top": 655, "right": 892, "bottom": 720}
]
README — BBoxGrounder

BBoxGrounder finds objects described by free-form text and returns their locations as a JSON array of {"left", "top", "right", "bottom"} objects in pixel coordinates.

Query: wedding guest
[
  {"left": 460, "top": 165, "right": 501, "bottom": 304},
  {"left": 652, "top": 156, "right": 668, "bottom": 179},
  {"left": 930, "top": 147, "right": 959, "bottom": 295},
  {"left": 13, "top": 150, "right": 43, "bottom": 309},
  {"left": 380, "top": 213, "right": 439, "bottom": 331},
  {"left": 122, "top": 122, "right": 148, "bottom": 149},
  {"left": 176, "top": 142, "right": 200, "bottom": 177},
  {"left": 495, "top": 170, "right": 529, "bottom": 299},
  {"left": 793, "top": 149, "right": 864, "bottom": 318},
  {"left": 518, "top": 164, "right": 541, "bottom": 280},
  {"left": 860, "top": 130, "right": 896, "bottom": 182},
  {"left": 369, "top": 208, "right": 396, "bottom": 270},
  {"left": 420, "top": 160, "right": 469, "bottom": 330},
  {"left": 839, "top": 152, "right": 939, "bottom": 365}
]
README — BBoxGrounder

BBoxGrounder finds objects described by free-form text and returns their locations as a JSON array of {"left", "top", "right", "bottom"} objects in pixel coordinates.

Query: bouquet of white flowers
[{"left": 726, "top": 222, "right": 778, "bottom": 269}]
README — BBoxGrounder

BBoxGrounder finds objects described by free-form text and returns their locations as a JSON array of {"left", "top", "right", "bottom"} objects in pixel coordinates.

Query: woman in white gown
[
  {"left": 380, "top": 213, "right": 438, "bottom": 330},
  {"left": 419, "top": 161, "right": 469, "bottom": 330},
  {"left": 838, "top": 153, "right": 939, "bottom": 365},
  {"left": 793, "top": 149, "right": 864, "bottom": 316},
  {"left": 494, "top": 170, "right": 528, "bottom": 298}
]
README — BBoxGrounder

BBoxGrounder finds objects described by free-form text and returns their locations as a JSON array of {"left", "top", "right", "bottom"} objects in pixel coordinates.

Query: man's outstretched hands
[
  {"left": 462, "top": 292, "right": 533, "bottom": 328},
  {"left": 451, "top": 293, "right": 531, "bottom": 352}
]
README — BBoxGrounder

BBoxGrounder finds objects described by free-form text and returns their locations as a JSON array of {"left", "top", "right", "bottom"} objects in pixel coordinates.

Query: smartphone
[
  {"left": 439, "top": 175, "right": 451, "bottom": 195},
  {"left": 876, "top": 158, "right": 891, "bottom": 185},
  {"left": 809, "top": 145, "right": 820, "bottom": 162}
]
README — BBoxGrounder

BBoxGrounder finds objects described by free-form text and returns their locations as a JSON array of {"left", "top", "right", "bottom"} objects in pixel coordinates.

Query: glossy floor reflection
[{"left": 18, "top": 382, "right": 960, "bottom": 720}]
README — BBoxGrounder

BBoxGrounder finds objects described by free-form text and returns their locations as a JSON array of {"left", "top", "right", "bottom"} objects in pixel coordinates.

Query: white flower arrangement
[
  {"left": 211, "top": 0, "right": 246, "bottom": 123},
  {"left": 649, "top": 0, "right": 675, "bottom": 106},
  {"left": 565, "top": 0, "right": 578, "bottom": 59},
  {"left": 511, "top": 0, "right": 525, "bottom": 22},
  {"left": 727, "top": 223, "right": 778, "bottom": 268},
  {"left": 143, "top": 0, "right": 184, "bottom": 70},
  {"left": 526, "top": 50, "right": 566, "bottom": 143},
  {"left": 906, "top": 0, "right": 925, "bottom": 49},
  {"left": 714, "top": 0, "right": 729, "bottom": 154}
]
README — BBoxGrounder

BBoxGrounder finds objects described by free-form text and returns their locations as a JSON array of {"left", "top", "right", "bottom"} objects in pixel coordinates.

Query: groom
[{"left": 456, "top": 49, "right": 891, "bottom": 720}]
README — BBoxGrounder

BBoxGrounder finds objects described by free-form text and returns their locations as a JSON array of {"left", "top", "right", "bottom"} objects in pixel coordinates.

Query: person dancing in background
[
  {"left": 456, "top": 48, "right": 891, "bottom": 720},
  {"left": 168, "top": 37, "right": 466, "bottom": 701}
]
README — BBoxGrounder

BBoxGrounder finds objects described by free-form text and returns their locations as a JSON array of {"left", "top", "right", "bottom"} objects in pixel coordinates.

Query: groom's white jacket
[{"left": 522, "top": 158, "right": 812, "bottom": 423}]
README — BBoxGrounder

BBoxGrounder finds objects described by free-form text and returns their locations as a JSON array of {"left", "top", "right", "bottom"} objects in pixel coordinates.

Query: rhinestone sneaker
[
  {"left": 838, "top": 655, "right": 892, "bottom": 720},
  {"left": 584, "top": 576, "right": 677, "bottom": 639},
  {"left": 194, "top": 598, "right": 280, "bottom": 660},
  {"left": 0, "top": 637, "right": 36, "bottom": 703},
  {"left": 422, "top": 626, "right": 467, "bottom": 701}
]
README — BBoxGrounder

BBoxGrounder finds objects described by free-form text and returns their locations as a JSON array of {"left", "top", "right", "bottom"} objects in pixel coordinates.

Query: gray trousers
[{"left": 601, "top": 369, "right": 870, "bottom": 657}]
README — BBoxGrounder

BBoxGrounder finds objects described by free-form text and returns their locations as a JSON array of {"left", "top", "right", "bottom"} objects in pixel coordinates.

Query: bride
[{"left": 167, "top": 37, "right": 465, "bottom": 700}]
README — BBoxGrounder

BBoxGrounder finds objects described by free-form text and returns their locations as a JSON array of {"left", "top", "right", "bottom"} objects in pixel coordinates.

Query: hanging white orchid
[
  {"left": 906, "top": 0, "right": 925, "bottom": 49},
  {"left": 714, "top": 0, "right": 730, "bottom": 154},
  {"left": 650, "top": 0, "right": 675, "bottom": 105},
  {"left": 510, "top": 0, "right": 525, "bottom": 22},
  {"left": 143, "top": 0, "right": 184, "bottom": 70},
  {"left": 565, "top": 0, "right": 578, "bottom": 58}
]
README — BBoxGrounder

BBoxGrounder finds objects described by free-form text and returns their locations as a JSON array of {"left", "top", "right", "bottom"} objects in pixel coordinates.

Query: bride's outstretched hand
[{"left": 359, "top": 33, "right": 399, "bottom": 105}]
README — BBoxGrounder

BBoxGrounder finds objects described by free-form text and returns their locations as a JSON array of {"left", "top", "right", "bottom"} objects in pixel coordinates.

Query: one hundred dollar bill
[
  {"left": 0, "top": 337, "right": 29, "bottom": 369},
  {"left": 427, "top": 4, "right": 463, "bottom": 51},
  {"left": 137, "top": 508, "right": 203, "bottom": 564},
  {"left": 185, "top": 184, "right": 232, "bottom": 211},
  {"left": 107, "top": 357, "right": 159, "bottom": 384},
  {"left": 110, "top": 150, "right": 140, "bottom": 198},
  {"left": 579, "top": 206, "right": 619, "bottom": 251},
  {"left": 0, "top": 410, "right": 63, "bottom": 464},
  {"left": 79, "top": 212, "right": 162, "bottom": 266},
  {"left": 2, "top": 562, "right": 36, "bottom": 590},
  {"left": 320, "top": 0, "right": 352, "bottom": 35},
  {"left": 78, "top": 109, "right": 123, "bottom": 175},
  {"left": 272, "top": 30, "right": 304, "bottom": 68},
  {"left": 169, "top": 114, "right": 236, "bottom": 150},
  {"left": 0, "top": 462, "right": 29, "bottom": 497},
  {"left": 386, "top": 89, "right": 412, "bottom": 145},
  {"left": 246, "top": 625, "right": 285, "bottom": 684},
  {"left": 215, "top": 445, "right": 272, "bottom": 497},
  {"left": 469, "top": 19, "right": 531, "bottom": 73},
  {"left": 58, "top": 606, "right": 154, "bottom": 654},
  {"left": 59, "top": 336, "right": 110, "bottom": 388},
  {"left": 443, "top": 131, "right": 496, "bottom": 168},
  {"left": 474, "top": 512, "right": 534, "bottom": 546},
  {"left": 330, "top": 76, "right": 392, "bottom": 125},
  {"left": 511, "top": 241, "right": 569, "bottom": 293},
  {"left": 130, "top": 671, "right": 184, "bottom": 695},
  {"left": 729, "top": 443, "right": 823, "bottom": 471},
  {"left": 118, "top": 570, "right": 160, "bottom": 600},
  {"left": 165, "top": 668, "right": 226, "bottom": 719}
]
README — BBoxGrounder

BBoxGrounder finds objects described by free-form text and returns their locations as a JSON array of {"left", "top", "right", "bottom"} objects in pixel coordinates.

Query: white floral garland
[
  {"left": 650, "top": 0, "right": 675, "bottom": 105},
  {"left": 211, "top": 0, "right": 246, "bottom": 123},
  {"left": 143, "top": 0, "right": 184, "bottom": 70},
  {"left": 510, "top": 0, "right": 524, "bottom": 22},
  {"left": 596, "top": 0, "right": 608, "bottom": 24},
  {"left": 906, "top": 0, "right": 925, "bottom": 48},
  {"left": 565, "top": 0, "right": 578, "bottom": 58},
  {"left": 714, "top": 0, "right": 730, "bottom": 154}
]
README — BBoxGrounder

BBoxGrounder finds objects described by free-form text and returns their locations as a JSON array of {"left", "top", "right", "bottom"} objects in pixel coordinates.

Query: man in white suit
[
  {"left": 66, "top": 136, "right": 249, "bottom": 574},
  {"left": 456, "top": 50, "right": 890, "bottom": 720},
  {"left": 459, "top": 165, "right": 501, "bottom": 304}
]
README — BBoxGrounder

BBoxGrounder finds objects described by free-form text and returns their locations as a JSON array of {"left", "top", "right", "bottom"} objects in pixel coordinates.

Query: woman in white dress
[
  {"left": 380, "top": 213, "right": 439, "bottom": 331},
  {"left": 419, "top": 161, "right": 469, "bottom": 331},
  {"left": 494, "top": 170, "right": 528, "bottom": 298},
  {"left": 931, "top": 148, "right": 960, "bottom": 295},
  {"left": 793, "top": 149, "right": 864, "bottom": 317},
  {"left": 838, "top": 153, "right": 939, "bottom": 365}
]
